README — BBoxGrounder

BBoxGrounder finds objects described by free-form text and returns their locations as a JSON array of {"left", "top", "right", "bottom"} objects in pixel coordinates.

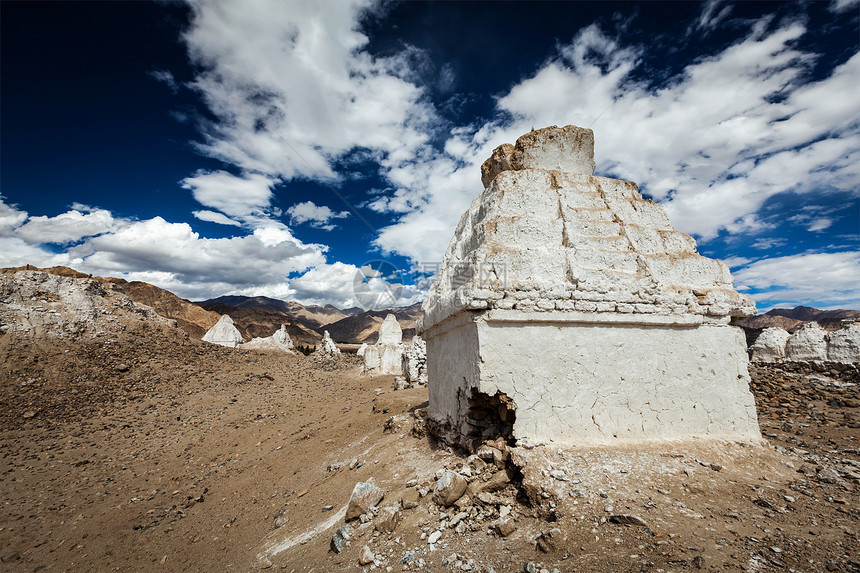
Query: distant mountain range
[
  {"left": 737, "top": 305, "right": 860, "bottom": 332},
  {"left": 195, "top": 295, "right": 422, "bottom": 346}
]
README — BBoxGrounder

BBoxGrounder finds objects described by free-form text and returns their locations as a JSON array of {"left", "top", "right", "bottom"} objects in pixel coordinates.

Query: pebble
[{"left": 428, "top": 530, "right": 441, "bottom": 544}]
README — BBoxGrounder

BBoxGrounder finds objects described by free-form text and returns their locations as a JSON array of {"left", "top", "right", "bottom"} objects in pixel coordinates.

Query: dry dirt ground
[{"left": 1, "top": 328, "right": 858, "bottom": 573}]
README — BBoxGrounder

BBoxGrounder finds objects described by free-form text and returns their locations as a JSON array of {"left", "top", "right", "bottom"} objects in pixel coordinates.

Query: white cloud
[
  {"left": 181, "top": 170, "right": 275, "bottom": 219},
  {"left": 693, "top": 0, "right": 733, "bottom": 33},
  {"left": 15, "top": 208, "right": 117, "bottom": 244},
  {"left": 287, "top": 261, "right": 423, "bottom": 308},
  {"left": 149, "top": 69, "right": 179, "bottom": 93},
  {"left": 287, "top": 201, "right": 349, "bottom": 231},
  {"left": 181, "top": 0, "right": 437, "bottom": 181},
  {"left": 807, "top": 218, "right": 833, "bottom": 232},
  {"left": 831, "top": 0, "right": 860, "bottom": 13},
  {"left": 370, "top": 17, "right": 860, "bottom": 263},
  {"left": 192, "top": 210, "right": 242, "bottom": 226},
  {"left": 0, "top": 197, "right": 28, "bottom": 237},
  {"left": 733, "top": 251, "right": 860, "bottom": 309}
]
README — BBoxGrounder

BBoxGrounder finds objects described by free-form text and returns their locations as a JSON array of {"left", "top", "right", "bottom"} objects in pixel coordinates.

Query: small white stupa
[
  {"left": 362, "top": 314, "right": 404, "bottom": 375},
  {"left": 202, "top": 315, "right": 243, "bottom": 348}
]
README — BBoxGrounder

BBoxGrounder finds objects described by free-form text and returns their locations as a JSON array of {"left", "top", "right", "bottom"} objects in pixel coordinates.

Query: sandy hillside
[{"left": 1, "top": 272, "right": 859, "bottom": 572}]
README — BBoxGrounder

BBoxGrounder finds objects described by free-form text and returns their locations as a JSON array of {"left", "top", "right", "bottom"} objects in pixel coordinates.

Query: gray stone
[
  {"left": 608, "top": 514, "right": 649, "bottom": 527},
  {"left": 496, "top": 516, "right": 517, "bottom": 537},
  {"left": 330, "top": 524, "right": 353, "bottom": 553}
]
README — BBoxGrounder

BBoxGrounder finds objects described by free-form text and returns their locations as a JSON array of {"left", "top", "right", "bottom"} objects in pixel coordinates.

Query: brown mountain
[
  {"left": 737, "top": 305, "right": 860, "bottom": 333},
  {"left": 197, "top": 303, "right": 321, "bottom": 346},
  {"left": 5, "top": 265, "right": 221, "bottom": 339},
  {"left": 197, "top": 295, "right": 357, "bottom": 328},
  {"left": 321, "top": 303, "right": 423, "bottom": 344}
]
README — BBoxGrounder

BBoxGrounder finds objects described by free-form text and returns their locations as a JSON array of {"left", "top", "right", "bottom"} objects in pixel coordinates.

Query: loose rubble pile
[
  {"left": 421, "top": 125, "right": 759, "bottom": 450},
  {"left": 202, "top": 314, "right": 244, "bottom": 347},
  {"left": 328, "top": 435, "right": 524, "bottom": 570},
  {"left": 362, "top": 314, "right": 404, "bottom": 376}
]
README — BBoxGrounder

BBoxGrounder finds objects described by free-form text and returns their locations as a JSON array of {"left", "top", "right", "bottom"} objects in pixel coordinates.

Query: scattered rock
[
  {"left": 495, "top": 516, "right": 517, "bottom": 537},
  {"left": 359, "top": 545, "right": 374, "bottom": 565},
  {"left": 608, "top": 514, "right": 649, "bottom": 527},
  {"left": 330, "top": 524, "right": 353, "bottom": 553},
  {"left": 536, "top": 528, "right": 564, "bottom": 553},
  {"left": 273, "top": 509, "right": 288, "bottom": 528},
  {"left": 401, "top": 489, "right": 420, "bottom": 510},
  {"left": 433, "top": 470, "right": 468, "bottom": 507},
  {"left": 346, "top": 482, "right": 384, "bottom": 520},
  {"left": 428, "top": 530, "right": 442, "bottom": 544},
  {"left": 373, "top": 505, "right": 401, "bottom": 533}
]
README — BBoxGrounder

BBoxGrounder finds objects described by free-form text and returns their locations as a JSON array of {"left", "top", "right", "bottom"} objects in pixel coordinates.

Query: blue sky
[{"left": 1, "top": 0, "right": 858, "bottom": 311}]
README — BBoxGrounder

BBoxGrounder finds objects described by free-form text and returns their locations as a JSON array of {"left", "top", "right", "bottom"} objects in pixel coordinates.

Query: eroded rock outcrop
[
  {"left": 202, "top": 314, "right": 243, "bottom": 348},
  {"left": 243, "top": 324, "right": 294, "bottom": 353},
  {"left": 420, "top": 125, "right": 760, "bottom": 450},
  {"left": 362, "top": 314, "right": 403, "bottom": 375},
  {"left": 0, "top": 269, "right": 173, "bottom": 339},
  {"left": 749, "top": 327, "right": 790, "bottom": 363}
]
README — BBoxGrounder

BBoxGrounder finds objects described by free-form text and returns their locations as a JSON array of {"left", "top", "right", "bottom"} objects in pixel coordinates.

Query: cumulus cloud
[
  {"left": 181, "top": 170, "right": 275, "bottom": 219},
  {"left": 15, "top": 208, "right": 117, "bottom": 244},
  {"left": 733, "top": 251, "right": 860, "bottom": 310},
  {"left": 288, "top": 261, "right": 423, "bottom": 308},
  {"left": 181, "top": 0, "right": 437, "bottom": 181},
  {"left": 370, "top": 16, "right": 860, "bottom": 263},
  {"left": 287, "top": 201, "right": 349, "bottom": 231},
  {"left": 0, "top": 197, "right": 28, "bottom": 237}
]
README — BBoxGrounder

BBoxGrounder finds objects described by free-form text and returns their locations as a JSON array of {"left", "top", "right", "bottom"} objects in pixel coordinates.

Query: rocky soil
[{"left": 1, "top": 327, "right": 858, "bottom": 572}]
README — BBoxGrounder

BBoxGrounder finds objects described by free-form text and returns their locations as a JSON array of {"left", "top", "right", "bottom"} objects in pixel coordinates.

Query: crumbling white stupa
[
  {"left": 750, "top": 320, "right": 859, "bottom": 364},
  {"left": 315, "top": 330, "right": 341, "bottom": 358},
  {"left": 826, "top": 320, "right": 860, "bottom": 363},
  {"left": 243, "top": 324, "right": 295, "bottom": 353},
  {"left": 420, "top": 125, "right": 760, "bottom": 449},
  {"left": 784, "top": 321, "right": 827, "bottom": 362},
  {"left": 202, "top": 314, "right": 243, "bottom": 348},
  {"left": 362, "top": 314, "right": 403, "bottom": 375},
  {"left": 749, "top": 327, "right": 791, "bottom": 363}
]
